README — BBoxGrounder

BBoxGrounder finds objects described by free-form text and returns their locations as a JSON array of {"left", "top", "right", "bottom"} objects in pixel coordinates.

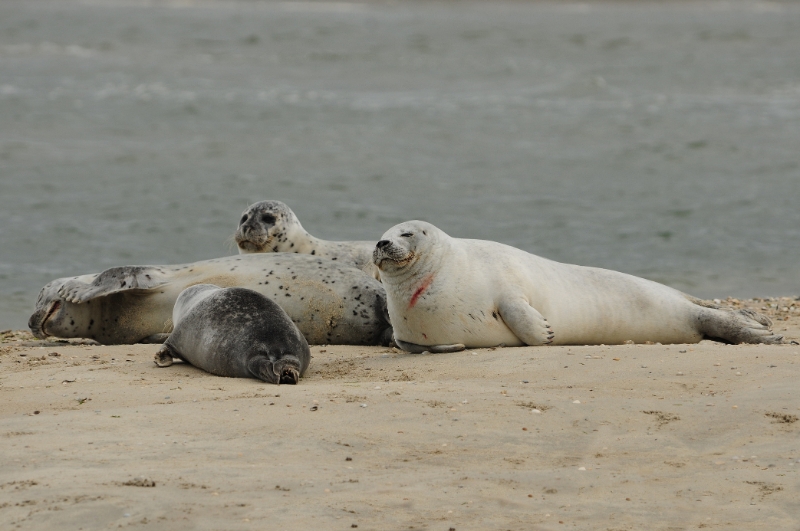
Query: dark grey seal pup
[
  {"left": 235, "top": 200, "right": 379, "bottom": 278},
  {"left": 154, "top": 285, "right": 310, "bottom": 385},
  {"left": 29, "top": 254, "right": 392, "bottom": 346}
]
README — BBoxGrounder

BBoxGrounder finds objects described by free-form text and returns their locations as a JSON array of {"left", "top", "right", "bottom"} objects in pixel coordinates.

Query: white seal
[
  {"left": 29, "top": 254, "right": 391, "bottom": 346},
  {"left": 373, "top": 220, "right": 783, "bottom": 351},
  {"left": 154, "top": 285, "right": 310, "bottom": 385},
  {"left": 235, "top": 200, "right": 379, "bottom": 278}
]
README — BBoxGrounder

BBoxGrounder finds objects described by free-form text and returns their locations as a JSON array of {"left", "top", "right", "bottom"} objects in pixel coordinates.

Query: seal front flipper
[
  {"left": 394, "top": 337, "right": 465, "bottom": 354},
  {"left": 58, "top": 266, "right": 171, "bottom": 303},
  {"left": 249, "top": 356, "right": 304, "bottom": 385},
  {"left": 497, "top": 296, "right": 554, "bottom": 346}
]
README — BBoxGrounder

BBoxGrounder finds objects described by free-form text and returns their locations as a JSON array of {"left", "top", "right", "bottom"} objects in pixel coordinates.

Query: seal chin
[{"left": 236, "top": 239, "right": 266, "bottom": 253}]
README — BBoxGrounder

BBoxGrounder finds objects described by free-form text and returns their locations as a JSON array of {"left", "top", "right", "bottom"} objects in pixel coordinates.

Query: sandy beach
[{"left": 1, "top": 297, "right": 798, "bottom": 530}]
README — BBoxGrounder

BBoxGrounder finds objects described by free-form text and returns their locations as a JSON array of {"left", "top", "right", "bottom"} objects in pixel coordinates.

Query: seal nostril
[{"left": 376, "top": 240, "right": 390, "bottom": 249}]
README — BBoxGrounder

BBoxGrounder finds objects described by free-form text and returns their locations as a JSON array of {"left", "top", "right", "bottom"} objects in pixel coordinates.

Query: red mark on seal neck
[{"left": 408, "top": 274, "right": 435, "bottom": 309}]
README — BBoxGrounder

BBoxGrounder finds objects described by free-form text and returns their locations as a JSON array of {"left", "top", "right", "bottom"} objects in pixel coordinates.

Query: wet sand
[{"left": 1, "top": 298, "right": 799, "bottom": 530}]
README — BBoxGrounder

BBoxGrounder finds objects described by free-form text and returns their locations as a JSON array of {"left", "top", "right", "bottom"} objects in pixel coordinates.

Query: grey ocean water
[{"left": 1, "top": 0, "right": 799, "bottom": 330}]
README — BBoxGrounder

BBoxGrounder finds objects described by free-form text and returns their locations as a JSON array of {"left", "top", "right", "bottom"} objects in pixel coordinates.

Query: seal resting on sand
[
  {"left": 372, "top": 220, "right": 783, "bottom": 352},
  {"left": 154, "top": 284, "right": 310, "bottom": 385},
  {"left": 29, "top": 254, "right": 391, "bottom": 346},
  {"left": 235, "top": 200, "right": 379, "bottom": 278}
]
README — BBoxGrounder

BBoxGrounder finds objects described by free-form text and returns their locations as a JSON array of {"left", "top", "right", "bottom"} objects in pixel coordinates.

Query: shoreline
[{"left": 1, "top": 297, "right": 798, "bottom": 529}]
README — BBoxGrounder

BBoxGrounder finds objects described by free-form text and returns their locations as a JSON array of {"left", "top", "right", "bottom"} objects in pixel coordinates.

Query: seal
[
  {"left": 28, "top": 254, "right": 391, "bottom": 346},
  {"left": 373, "top": 220, "right": 783, "bottom": 351},
  {"left": 154, "top": 284, "right": 310, "bottom": 385},
  {"left": 235, "top": 200, "right": 379, "bottom": 278}
]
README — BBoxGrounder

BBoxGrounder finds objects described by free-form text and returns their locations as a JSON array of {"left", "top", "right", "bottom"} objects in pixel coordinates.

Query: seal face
[
  {"left": 374, "top": 220, "right": 783, "bottom": 350},
  {"left": 235, "top": 200, "right": 380, "bottom": 278},
  {"left": 29, "top": 254, "right": 392, "bottom": 346},
  {"left": 154, "top": 285, "right": 310, "bottom": 385}
]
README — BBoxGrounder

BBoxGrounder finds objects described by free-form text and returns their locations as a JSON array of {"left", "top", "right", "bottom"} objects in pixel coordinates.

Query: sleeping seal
[
  {"left": 373, "top": 220, "right": 783, "bottom": 352},
  {"left": 154, "top": 285, "right": 310, "bottom": 385},
  {"left": 235, "top": 200, "right": 379, "bottom": 278},
  {"left": 29, "top": 254, "right": 391, "bottom": 346}
]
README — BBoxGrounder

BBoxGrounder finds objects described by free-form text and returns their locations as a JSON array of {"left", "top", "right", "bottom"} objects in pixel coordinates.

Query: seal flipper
[
  {"left": 247, "top": 357, "right": 280, "bottom": 385},
  {"left": 58, "top": 266, "right": 171, "bottom": 303},
  {"left": 154, "top": 343, "right": 178, "bottom": 367},
  {"left": 497, "top": 296, "right": 554, "bottom": 346},
  {"left": 394, "top": 337, "right": 465, "bottom": 354},
  {"left": 696, "top": 306, "right": 784, "bottom": 345}
]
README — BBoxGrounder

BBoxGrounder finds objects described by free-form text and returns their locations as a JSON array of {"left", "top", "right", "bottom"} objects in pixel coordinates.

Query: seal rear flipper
[
  {"left": 697, "top": 307, "right": 784, "bottom": 345},
  {"left": 497, "top": 297, "right": 554, "bottom": 346},
  {"left": 58, "top": 266, "right": 171, "bottom": 303},
  {"left": 154, "top": 343, "right": 178, "bottom": 367},
  {"left": 394, "top": 337, "right": 465, "bottom": 354}
]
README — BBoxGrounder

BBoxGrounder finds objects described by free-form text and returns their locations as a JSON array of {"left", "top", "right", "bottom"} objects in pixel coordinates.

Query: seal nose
[{"left": 376, "top": 240, "right": 391, "bottom": 249}]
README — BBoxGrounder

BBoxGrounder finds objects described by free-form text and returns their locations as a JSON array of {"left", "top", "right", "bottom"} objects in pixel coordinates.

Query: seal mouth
[
  {"left": 29, "top": 300, "right": 60, "bottom": 339},
  {"left": 373, "top": 244, "right": 415, "bottom": 270},
  {"left": 236, "top": 238, "right": 267, "bottom": 253}
]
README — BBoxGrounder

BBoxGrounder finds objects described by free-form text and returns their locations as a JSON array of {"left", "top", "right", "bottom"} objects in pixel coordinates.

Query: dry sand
[{"left": 1, "top": 297, "right": 799, "bottom": 530}]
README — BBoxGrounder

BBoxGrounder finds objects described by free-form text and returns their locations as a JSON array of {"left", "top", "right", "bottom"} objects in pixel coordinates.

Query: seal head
[
  {"left": 235, "top": 200, "right": 302, "bottom": 254},
  {"left": 28, "top": 276, "right": 95, "bottom": 340},
  {"left": 373, "top": 221, "right": 438, "bottom": 274}
]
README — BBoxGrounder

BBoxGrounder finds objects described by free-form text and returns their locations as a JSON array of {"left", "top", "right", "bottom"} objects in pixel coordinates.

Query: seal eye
[
  {"left": 401, "top": 232, "right": 413, "bottom": 238},
  {"left": 261, "top": 214, "right": 276, "bottom": 225}
]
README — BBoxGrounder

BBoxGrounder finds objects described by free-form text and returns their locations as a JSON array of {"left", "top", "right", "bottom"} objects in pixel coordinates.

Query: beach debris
[
  {"left": 573, "top": 400, "right": 581, "bottom": 404},
  {"left": 123, "top": 477, "right": 156, "bottom": 487},
  {"left": 643, "top": 410, "right": 680, "bottom": 427},
  {"left": 766, "top": 412, "right": 798, "bottom": 424}
]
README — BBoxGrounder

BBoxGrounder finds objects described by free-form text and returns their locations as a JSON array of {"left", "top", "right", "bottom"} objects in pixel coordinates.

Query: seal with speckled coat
[
  {"left": 28, "top": 254, "right": 391, "bottom": 346},
  {"left": 154, "top": 285, "right": 310, "bottom": 385},
  {"left": 235, "top": 200, "right": 379, "bottom": 278},
  {"left": 373, "top": 220, "right": 783, "bottom": 352}
]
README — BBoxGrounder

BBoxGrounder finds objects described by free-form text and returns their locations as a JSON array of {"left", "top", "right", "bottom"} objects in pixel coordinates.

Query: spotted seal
[
  {"left": 154, "top": 285, "right": 310, "bottom": 384},
  {"left": 29, "top": 254, "right": 391, "bottom": 346},
  {"left": 235, "top": 200, "right": 379, "bottom": 278},
  {"left": 373, "top": 220, "right": 783, "bottom": 351}
]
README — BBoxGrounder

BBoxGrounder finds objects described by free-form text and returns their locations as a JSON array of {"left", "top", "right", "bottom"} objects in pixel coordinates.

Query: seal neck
[{"left": 275, "top": 220, "right": 320, "bottom": 254}]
